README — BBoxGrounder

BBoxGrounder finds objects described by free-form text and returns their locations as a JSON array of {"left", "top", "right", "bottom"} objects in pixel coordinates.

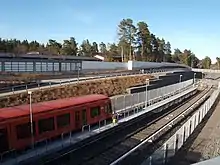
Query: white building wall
[{"left": 82, "top": 61, "right": 128, "bottom": 71}]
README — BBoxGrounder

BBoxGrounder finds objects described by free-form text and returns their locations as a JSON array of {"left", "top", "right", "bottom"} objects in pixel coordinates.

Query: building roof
[
  {"left": 0, "top": 53, "right": 101, "bottom": 61},
  {"left": 0, "top": 94, "right": 108, "bottom": 122}
]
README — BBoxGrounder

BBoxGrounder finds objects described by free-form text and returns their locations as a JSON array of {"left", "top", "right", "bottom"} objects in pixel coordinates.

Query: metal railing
[
  {"left": 0, "top": 119, "right": 108, "bottom": 165},
  {"left": 110, "top": 86, "right": 213, "bottom": 165},
  {"left": 141, "top": 86, "right": 220, "bottom": 165},
  {"left": 111, "top": 79, "right": 194, "bottom": 113}
]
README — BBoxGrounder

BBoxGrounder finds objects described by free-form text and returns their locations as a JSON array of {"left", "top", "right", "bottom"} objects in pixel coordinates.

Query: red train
[{"left": 0, "top": 94, "right": 112, "bottom": 154}]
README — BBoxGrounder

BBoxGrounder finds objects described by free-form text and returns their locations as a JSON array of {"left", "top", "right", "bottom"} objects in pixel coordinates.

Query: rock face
[{"left": 0, "top": 75, "right": 154, "bottom": 108}]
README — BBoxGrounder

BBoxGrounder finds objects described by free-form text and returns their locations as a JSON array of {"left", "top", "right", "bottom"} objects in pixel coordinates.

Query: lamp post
[
  {"left": 28, "top": 91, "right": 34, "bottom": 149},
  {"left": 194, "top": 73, "right": 196, "bottom": 86},
  {"left": 77, "top": 65, "right": 80, "bottom": 83},
  {"left": 76, "top": 63, "right": 82, "bottom": 83},
  {"left": 145, "top": 79, "right": 149, "bottom": 109},
  {"left": 179, "top": 75, "right": 183, "bottom": 91},
  {"left": 179, "top": 74, "right": 183, "bottom": 83}
]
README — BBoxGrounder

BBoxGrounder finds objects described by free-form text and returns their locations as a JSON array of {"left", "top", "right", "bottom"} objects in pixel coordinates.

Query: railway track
[
  {"left": 19, "top": 88, "right": 196, "bottom": 165},
  {"left": 78, "top": 87, "right": 211, "bottom": 165},
  {"left": 113, "top": 87, "right": 214, "bottom": 165},
  {"left": 31, "top": 88, "right": 199, "bottom": 165}
]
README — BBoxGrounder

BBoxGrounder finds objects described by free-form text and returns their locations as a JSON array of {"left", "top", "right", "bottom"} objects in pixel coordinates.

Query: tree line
[{"left": 0, "top": 18, "right": 215, "bottom": 69}]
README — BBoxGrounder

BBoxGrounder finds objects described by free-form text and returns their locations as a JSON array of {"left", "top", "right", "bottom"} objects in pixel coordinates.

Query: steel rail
[{"left": 110, "top": 86, "right": 212, "bottom": 165}]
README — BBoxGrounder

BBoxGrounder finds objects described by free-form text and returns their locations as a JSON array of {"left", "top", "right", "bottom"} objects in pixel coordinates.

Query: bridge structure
[
  {"left": 0, "top": 78, "right": 198, "bottom": 165},
  {"left": 2, "top": 68, "right": 220, "bottom": 165}
]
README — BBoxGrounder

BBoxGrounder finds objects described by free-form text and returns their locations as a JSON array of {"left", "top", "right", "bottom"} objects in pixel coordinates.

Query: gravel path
[{"left": 169, "top": 97, "right": 220, "bottom": 165}]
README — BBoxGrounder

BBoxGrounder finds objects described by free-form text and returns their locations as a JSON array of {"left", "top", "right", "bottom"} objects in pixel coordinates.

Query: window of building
[
  {"left": 57, "top": 113, "right": 70, "bottom": 128},
  {"left": 16, "top": 122, "right": 36, "bottom": 139},
  {"left": 90, "top": 106, "right": 100, "bottom": 118},
  {"left": 38, "top": 117, "right": 55, "bottom": 134}
]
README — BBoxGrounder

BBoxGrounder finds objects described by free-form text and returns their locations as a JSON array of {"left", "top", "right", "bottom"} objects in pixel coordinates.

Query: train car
[{"left": 0, "top": 94, "right": 112, "bottom": 153}]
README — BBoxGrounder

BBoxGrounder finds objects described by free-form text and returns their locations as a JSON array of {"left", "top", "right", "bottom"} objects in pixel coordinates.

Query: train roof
[{"left": 0, "top": 94, "right": 109, "bottom": 122}]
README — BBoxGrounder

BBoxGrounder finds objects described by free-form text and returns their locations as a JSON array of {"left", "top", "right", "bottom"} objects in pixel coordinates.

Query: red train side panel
[{"left": 0, "top": 94, "right": 112, "bottom": 153}]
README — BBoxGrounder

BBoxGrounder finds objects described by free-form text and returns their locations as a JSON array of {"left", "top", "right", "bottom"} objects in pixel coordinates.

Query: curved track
[
  {"left": 82, "top": 87, "right": 212, "bottom": 165},
  {"left": 36, "top": 88, "right": 210, "bottom": 165}
]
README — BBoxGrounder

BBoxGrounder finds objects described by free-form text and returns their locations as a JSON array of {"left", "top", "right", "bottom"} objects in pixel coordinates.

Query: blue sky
[{"left": 0, "top": 0, "right": 219, "bottom": 62}]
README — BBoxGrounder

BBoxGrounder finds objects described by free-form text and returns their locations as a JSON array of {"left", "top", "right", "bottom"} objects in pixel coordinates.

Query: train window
[
  {"left": 90, "top": 106, "right": 100, "bottom": 118},
  {"left": 57, "top": 113, "right": 70, "bottom": 128},
  {"left": 38, "top": 117, "right": 55, "bottom": 134},
  {"left": 16, "top": 122, "right": 36, "bottom": 140},
  {"left": 105, "top": 103, "right": 112, "bottom": 114}
]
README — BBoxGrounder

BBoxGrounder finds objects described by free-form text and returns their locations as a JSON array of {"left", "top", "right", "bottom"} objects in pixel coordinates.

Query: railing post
[
  {"left": 163, "top": 143, "right": 168, "bottom": 164},
  {"left": 123, "top": 95, "right": 126, "bottom": 112},
  {"left": 82, "top": 125, "right": 84, "bottom": 132},
  {"left": 61, "top": 133, "right": 64, "bottom": 148},
  {"left": 99, "top": 120, "right": 101, "bottom": 132},
  {"left": 149, "top": 156, "right": 152, "bottom": 165},
  {"left": 69, "top": 132, "right": 72, "bottom": 144}
]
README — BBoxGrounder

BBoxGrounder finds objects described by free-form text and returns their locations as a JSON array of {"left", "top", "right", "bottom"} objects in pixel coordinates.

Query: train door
[
  {"left": 0, "top": 128, "right": 9, "bottom": 153},
  {"left": 74, "top": 111, "right": 81, "bottom": 129},
  {"left": 82, "top": 109, "right": 87, "bottom": 126}
]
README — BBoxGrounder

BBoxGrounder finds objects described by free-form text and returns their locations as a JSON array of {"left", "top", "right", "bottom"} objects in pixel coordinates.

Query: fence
[
  {"left": 111, "top": 79, "right": 194, "bottom": 113},
  {"left": 141, "top": 85, "right": 220, "bottom": 165}
]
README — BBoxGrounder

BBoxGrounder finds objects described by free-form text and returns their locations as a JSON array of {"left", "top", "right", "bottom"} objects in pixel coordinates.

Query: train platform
[{"left": 1, "top": 86, "right": 197, "bottom": 165}]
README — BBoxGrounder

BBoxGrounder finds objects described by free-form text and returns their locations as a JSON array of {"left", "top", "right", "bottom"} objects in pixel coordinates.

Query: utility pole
[
  {"left": 121, "top": 46, "right": 124, "bottom": 62},
  {"left": 28, "top": 91, "right": 34, "bottom": 149}
]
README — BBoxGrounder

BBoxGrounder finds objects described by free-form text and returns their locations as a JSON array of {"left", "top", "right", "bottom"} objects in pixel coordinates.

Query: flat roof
[{"left": 0, "top": 53, "right": 101, "bottom": 61}]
